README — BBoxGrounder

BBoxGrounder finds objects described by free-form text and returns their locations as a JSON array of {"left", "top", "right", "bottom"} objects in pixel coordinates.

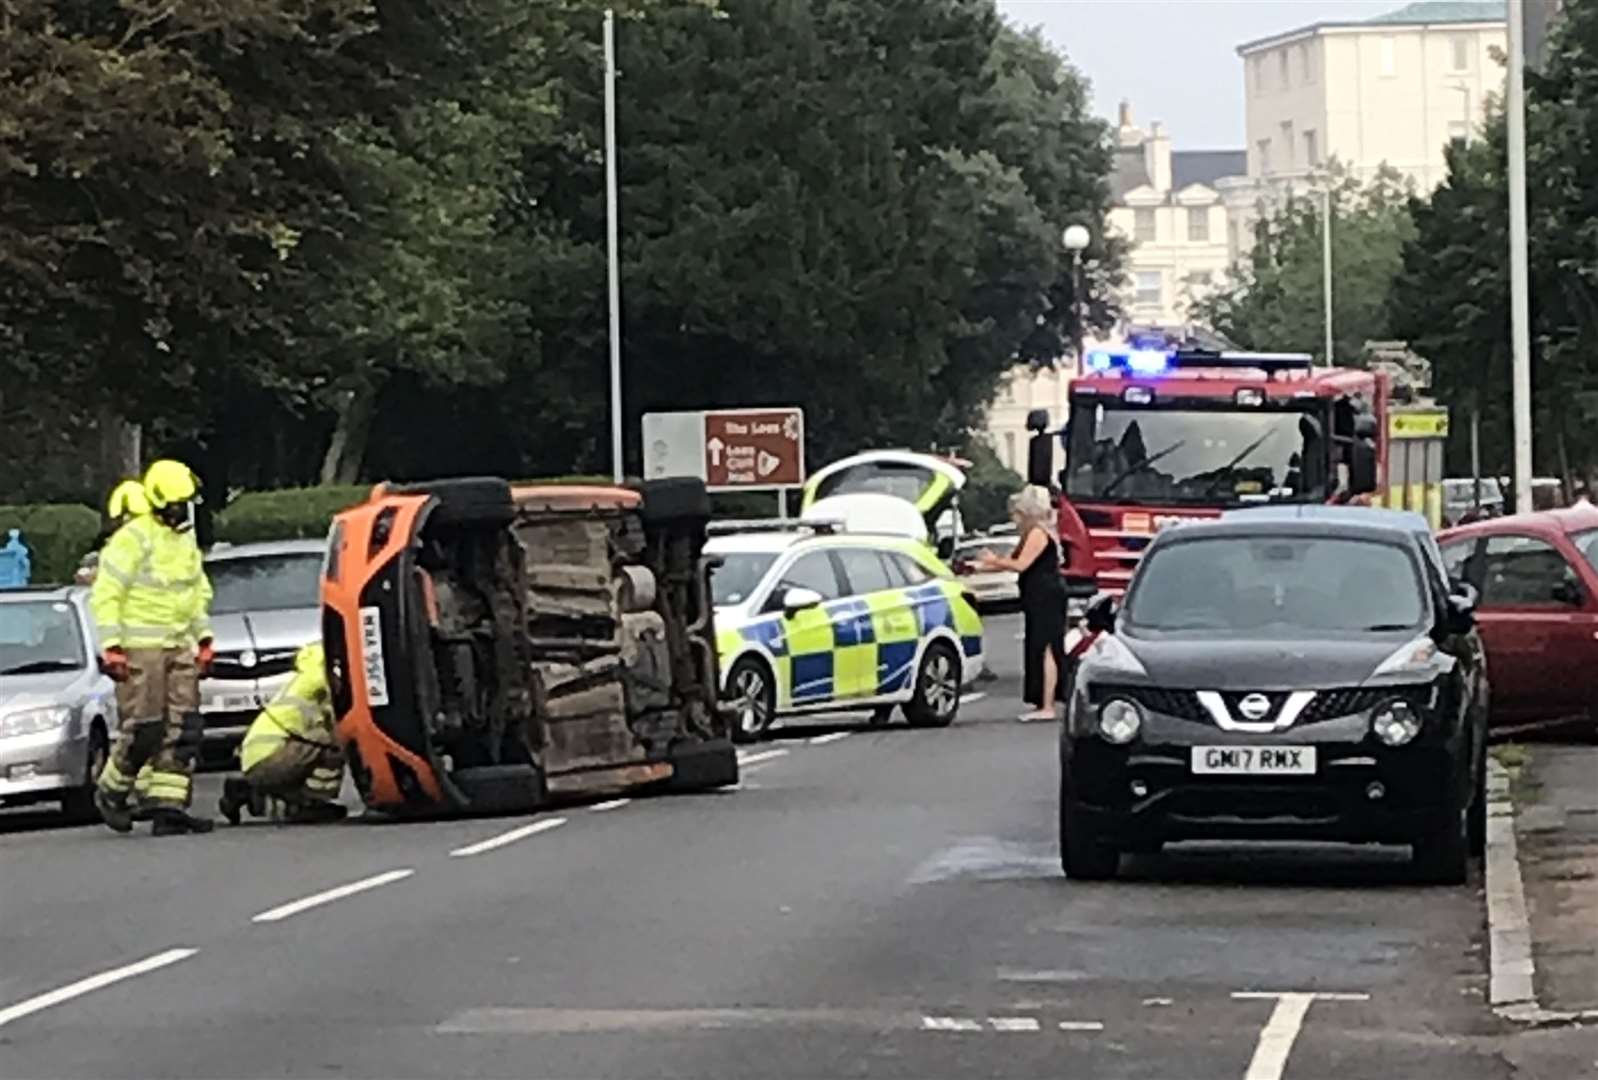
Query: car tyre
[
  {"left": 1467, "top": 753, "right": 1487, "bottom": 859},
  {"left": 637, "top": 478, "right": 712, "bottom": 526},
  {"left": 1059, "top": 777, "right": 1120, "bottom": 880},
  {"left": 451, "top": 764, "right": 546, "bottom": 814},
  {"left": 664, "top": 738, "right": 740, "bottom": 792},
  {"left": 727, "top": 657, "right": 776, "bottom": 744},
  {"left": 905, "top": 642, "right": 961, "bottom": 729},
  {"left": 392, "top": 477, "right": 516, "bottom": 528},
  {"left": 61, "top": 722, "right": 109, "bottom": 823},
  {"left": 869, "top": 705, "right": 896, "bottom": 727},
  {"left": 1412, "top": 794, "right": 1470, "bottom": 886}
]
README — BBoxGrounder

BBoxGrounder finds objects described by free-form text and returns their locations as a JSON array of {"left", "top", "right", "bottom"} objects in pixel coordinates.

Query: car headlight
[
  {"left": 1097, "top": 698, "right": 1143, "bottom": 745},
  {"left": 1371, "top": 699, "right": 1421, "bottom": 747},
  {"left": 0, "top": 706, "right": 72, "bottom": 738}
]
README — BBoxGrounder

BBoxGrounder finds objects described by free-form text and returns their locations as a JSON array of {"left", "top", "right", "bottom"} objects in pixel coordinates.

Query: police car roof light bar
[{"left": 706, "top": 518, "right": 843, "bottom": 537}]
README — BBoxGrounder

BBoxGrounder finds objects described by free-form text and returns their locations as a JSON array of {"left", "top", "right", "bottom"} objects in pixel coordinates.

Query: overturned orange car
[{"left": 322, "top": 476, "right": 736, "bottom": 814}]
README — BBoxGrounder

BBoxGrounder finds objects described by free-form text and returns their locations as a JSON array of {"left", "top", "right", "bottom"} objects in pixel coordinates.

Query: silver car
[
  {"left": 950, "top": 536, "right": 1022, "bottom": 610},
  {"left": 200, "top": 539, "right": 325, "bottom": 749},
  {"left": 0, "top": 587, "right": 117, "bottom": 820}
]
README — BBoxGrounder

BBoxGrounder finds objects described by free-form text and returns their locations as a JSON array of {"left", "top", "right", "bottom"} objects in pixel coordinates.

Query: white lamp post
[{"left": 1063, "top": 225, "right": 1091, "bottom": 372}]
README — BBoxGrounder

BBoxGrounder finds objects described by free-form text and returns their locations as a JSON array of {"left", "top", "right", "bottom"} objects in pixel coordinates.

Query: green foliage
[
  {"left": 959, "top": 439, "right": 1024, "bottom": 530},
  {"left": 1194, "top": 165, "right": 1416, "bottom": 364},
  {"left": 0, "top": 503, "right": 101, "bottom": 584},
  {"left": 211, "top": 487, "right": 371, "bottom": 545}
]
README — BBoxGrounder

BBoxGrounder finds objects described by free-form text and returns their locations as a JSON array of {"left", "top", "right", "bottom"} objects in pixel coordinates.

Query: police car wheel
[
  {"left": 728, "top": 658, "right": 775, "bottom": 743},
  {"left": 905, "top": 643, "right": 961, "bottom": 728}
]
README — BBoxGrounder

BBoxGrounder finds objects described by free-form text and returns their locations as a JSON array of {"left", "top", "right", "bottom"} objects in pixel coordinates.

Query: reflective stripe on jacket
[
  {"left": 89, "top": 516, "right": 213, "bottom": 649},
  {"left": 241, "top": 666, "right": 337, "bottom": 774}
]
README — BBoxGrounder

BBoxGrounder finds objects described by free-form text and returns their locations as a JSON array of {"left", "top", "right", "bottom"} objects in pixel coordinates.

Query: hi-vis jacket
[
  {"left": 241, "top": 645, "right": 338, "bottom": 774},
  {"left": 89, "top": 515, "right": 212, "bottom": 650}
]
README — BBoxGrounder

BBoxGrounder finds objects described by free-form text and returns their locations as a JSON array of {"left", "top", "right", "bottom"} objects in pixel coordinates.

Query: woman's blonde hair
[{"left": 1008, "top": 485, "right": 1055, "bottom": 532}]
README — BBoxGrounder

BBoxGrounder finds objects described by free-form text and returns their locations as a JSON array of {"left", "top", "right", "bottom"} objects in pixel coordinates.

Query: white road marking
[
  {"left": 450, "top": 818, "right": 568, "bottom": 858},
  {"left": 1058, "top": 1020, "right": 1106, "bottom": 1031},
  {"left": 589, "top": 799, "right": 631, "bottom": 813},
  {"left": 959, "top": 692, "right": 987, "bottom": 705},
  {"left": 1234, "top": 992, "right": 1368, "bottom": 1080},
  {"left": 0, "top": 948, "right": 198, "bottom": 1029},
  {"left": 809, "top": 732, "right": 851, "bottom": 745},
  {"left": 251, "top": 869, "right": 415, "bottom": 922},
  {"left": 989, "top": 1017, "right": 1040, "bottom": 1032},
  {"left": 922, "top": 1016, "right": 982, "bottom": 1032},
  {"left": 737, "top": 749, "right": 789, "bottom": 767}
]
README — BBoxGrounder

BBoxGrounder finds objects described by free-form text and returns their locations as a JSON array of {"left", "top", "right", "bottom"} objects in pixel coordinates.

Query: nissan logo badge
[{"left": 1238, "top": 693, "right": 1272, "bottom": 721}]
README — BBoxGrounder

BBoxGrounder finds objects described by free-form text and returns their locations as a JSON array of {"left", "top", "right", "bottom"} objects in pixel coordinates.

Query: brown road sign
[{"left": 704, "top": 408, "right": 805, "bottom": 490}]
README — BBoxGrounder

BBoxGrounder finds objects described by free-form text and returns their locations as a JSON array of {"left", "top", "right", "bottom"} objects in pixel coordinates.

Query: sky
[{"left": 995, "top": 1, "right": 1403, "bottom": 149}]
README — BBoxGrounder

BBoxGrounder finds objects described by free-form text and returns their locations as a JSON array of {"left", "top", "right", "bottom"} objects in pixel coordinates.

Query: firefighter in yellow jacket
[
  {"left": 219, "top": 642, "right": 346, "bottom": 825},
  {"left": 91, "top": 460, "right": 216, "bottom": 836}
]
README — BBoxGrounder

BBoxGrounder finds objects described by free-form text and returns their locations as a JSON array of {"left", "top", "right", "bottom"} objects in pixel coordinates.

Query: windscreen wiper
[
  {"left": 1197, "top": 430, "right": 1278, "bottom": 499},
  {"left": 1101, "top": 440, "right": 1188, "bottom": 498},
  {"left": 0, "top": 660, "right": 82, "bottom": 676}
]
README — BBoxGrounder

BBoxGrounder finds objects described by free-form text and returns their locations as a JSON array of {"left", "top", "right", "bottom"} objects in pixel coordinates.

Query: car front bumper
[
  {"left": 0, "top": 726, "right": 87, "bottom": 803},
  {"left": 199, "top": 669, "right": 294, "bottom": 742}
]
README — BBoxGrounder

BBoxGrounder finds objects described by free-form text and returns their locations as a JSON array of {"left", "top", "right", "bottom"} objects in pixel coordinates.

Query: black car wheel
[
  {"left": 61, "top": 723, "right": 109, "bottom": 824},
  {"left": 1059, "top": 775, "right": 1120, "bottom": 880},
  {"left": 392, "top": 477, "right": 516, "bottom": 528},
  {"left": 638, "top": 477, "right": 712, "bottom": 526},
  {"left": 728, "top": 657, "right": 775, "bottom": 744},
  {"left": 1467, "top": 747, "right": 1487, "bottom": 858},
  {"left": 1412, "top": 793, "right": 1469, "bottom": 886},
  {"left": 905, "top": 643, "right": 961, "bottom": 728}
]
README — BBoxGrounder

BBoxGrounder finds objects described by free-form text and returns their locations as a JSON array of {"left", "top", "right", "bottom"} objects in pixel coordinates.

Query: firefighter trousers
[
  {"left": 246, "top": 740, "right": 344, "bottom": 810},
  {"left": 97, "top": 648, "right": 201, "bottom": 810}
]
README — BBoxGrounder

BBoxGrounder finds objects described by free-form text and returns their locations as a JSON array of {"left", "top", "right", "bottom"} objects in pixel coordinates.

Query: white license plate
[
  {"left": 1191, "top": 746, "right": 1316, "bottom": 776},
  {"left": 202, "top": 694, "right": 258, "bottom": 714},
  {"left": 359, "top": 605, "right": 390, "bottom": 707}
]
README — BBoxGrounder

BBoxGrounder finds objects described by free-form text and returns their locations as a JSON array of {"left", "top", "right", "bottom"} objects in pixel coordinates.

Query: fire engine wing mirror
[
  {"left": 1353, "top": 412, "right": 1378, "bottom": 439},
  {"left": 1442, "top": 583, "right": 1478, "bottom": 635},
  {"left": 781, "top": 588, "right": 824, "bottom": 617},
  {"left": 1349, "top": 439, "right": 1378, "bottom": 496},
  {"left": 1084, "top": 596, "right": 1117, "bottom": 636},
  {"left": 1298, "top": 415, "right": 1323, "bottom": 441},
  {"left": 1027, "top": 432, "right": 1054, "bottom": 488}
]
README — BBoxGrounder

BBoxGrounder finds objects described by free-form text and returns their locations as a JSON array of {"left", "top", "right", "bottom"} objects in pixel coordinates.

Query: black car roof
[{"left": 1153, "top": 518, "right": 1420, "bottom": 549}]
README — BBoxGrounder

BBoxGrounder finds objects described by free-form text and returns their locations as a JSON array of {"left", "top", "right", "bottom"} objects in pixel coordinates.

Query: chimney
[
  {"left": 1119, "top": 100, "right": 1133, "bottom": 128},
  {"left": 1145, "top": 121, "right": 1172, "bottom": 193}
]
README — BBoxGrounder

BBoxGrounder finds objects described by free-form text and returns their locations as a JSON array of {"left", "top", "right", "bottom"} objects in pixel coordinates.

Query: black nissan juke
[{"left": 1059, "top": 507, "right": 1488, "bottom": 884}]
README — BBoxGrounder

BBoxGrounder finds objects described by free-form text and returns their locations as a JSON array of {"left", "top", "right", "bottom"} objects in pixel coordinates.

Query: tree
[{"left": 1193, "top": 164, "right": 1415, "bottom": 364}]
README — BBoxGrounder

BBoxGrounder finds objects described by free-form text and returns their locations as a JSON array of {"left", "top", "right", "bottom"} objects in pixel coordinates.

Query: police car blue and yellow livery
[{"left": 708, "top": 527, "right": 984, "bottom": 740}]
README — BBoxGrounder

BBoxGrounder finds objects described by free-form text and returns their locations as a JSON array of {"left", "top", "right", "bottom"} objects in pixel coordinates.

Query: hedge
[{"left": 0, "top": 503, "right": 102, "bottom": 585}]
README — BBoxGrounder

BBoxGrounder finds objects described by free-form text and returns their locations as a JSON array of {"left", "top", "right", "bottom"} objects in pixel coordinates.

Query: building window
[
  {"left": 1252, "top": 55, "right": 1266, "bottom": 93},
  {"left": 1278, "top": 49, "right": 1290, "bottom": 89},
  {"left": 1134, "top": 207, "right": 1157, "bottom": 243},
  {"left": 1227, "top": 221, "right": 1240, "bottom": 259},
  {"left": 1379, "top": 37, "right": 1396, "bottom": 77},
  {"left": 1003, "top": 432, "right": 1016, "bottom": 470},
  {"left": 1257, "top": 138, "right": 1272, "bottom": 175},
  {"left": 1451, "top": 34, "right": 1471, "bottom": 71},
  {"left": 1183, "top": 270, "right": 1214, "bottom": 291},
  {"left": 1448, "top": 120, "right": 1470, "bottom": 144},
  {"left": 1302, "top": 43, "right": 1317, "bottom": 84},
  {"left": 1187, "top": 206, "right": 1210, "bottom": 242},
  {"left": 1135, "top": 271, "right": 1163, "bottom": 308},
  {"left": 1303, "top": 129, "right": 1320, "bottom": 167},
  {"left": 1280, "top": 121, "right": 1295, "bottom": 166}
]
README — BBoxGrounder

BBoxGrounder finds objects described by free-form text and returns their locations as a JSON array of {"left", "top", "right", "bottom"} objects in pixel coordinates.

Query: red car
[{"left": 1439, "top": 503, "right": 1598, "bottom": 736}]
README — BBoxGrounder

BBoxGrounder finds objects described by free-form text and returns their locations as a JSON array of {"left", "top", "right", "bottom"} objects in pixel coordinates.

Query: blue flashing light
[
  {"left": 1126, "top": 349, "right": 1171, "bottom": 374},
  {"left": 1086, "top": 350, "right": 1115, "bottom": 372}
]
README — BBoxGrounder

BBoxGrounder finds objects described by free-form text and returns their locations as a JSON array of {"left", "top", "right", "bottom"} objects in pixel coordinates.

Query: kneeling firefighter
[
  {"left": 219, "top": 642, "right": 346, "bottom": 825},
  {"left": 91, "top": 460, "right": 216, "bottom": 836}
]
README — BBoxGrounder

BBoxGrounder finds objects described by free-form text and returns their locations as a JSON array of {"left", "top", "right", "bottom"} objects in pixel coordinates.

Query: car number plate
[
  {"left": 1191, "top": 746, "right": 1315, "bottom": 776},
  {"left": 201, "top": 693, "right": 258, "bottom": 714},
  {"left": 359, "top": 605, "right": 390, "bottom": 707}
]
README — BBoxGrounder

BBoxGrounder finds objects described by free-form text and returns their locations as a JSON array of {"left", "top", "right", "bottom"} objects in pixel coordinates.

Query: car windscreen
[
  {"left": 1065, "top": 401, "right": 1331, "bottom": 505},
  {"left": 0, "top": 600, "right": 87, "bottom": 675},
  {"left": 1571, "top": 529, "right": 1598, "bottom": 575},
  {"left": 1125, "top": 535, "right": 1426, "bottom": 636},
  {"left": 712, "top": 552, "right": 780, "bottom": 607},
  {"left": 207, "top": 553, "right": 323, "bottom": 615}
]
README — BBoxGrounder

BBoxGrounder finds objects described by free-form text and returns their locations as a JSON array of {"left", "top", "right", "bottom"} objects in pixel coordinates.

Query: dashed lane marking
[
  {"left": 251, "top": 869, "right": 415, "bottom": 922},
  {"left": 439, "top": 1008, "right": 1104, "bottom": 1035},
  {"left": 589, "top": 799, "right": 631, "bottom": 812},
  {"left": 960, "top": 692, "right": 987, "bottom": 705},
  {"left": 989, "top": 1017, "right": 1041, "bottom": 1032},
  {"left": 736, "top": 749, "right": 789, "bottom": 768},
  {"left": 809, "top": 732, "right": 852, "bottom": 746},
  {"left": 0, "top": 948, "right": 199, "bottom": 1029},
  {"left": 922, "top": 1016, "right": 984, "bottom": 1032},
  {"left": 1233, "top": 992, "right": 1369, "bottom": 1080},
  {"left": 450, "top": 817, "right": 568, "bottom": 858},
  {"left": 1059, "top": 1020, "right": 1106, "bottom": 1031}
]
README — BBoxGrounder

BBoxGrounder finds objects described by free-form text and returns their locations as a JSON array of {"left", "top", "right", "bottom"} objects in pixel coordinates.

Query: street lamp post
[
  {"left": 604, "top": 9, "right": 624, "bottom": 484},
  {"left": 1319, "top": 187, "right": 1333, "bottom": 367},
  {"left": 1507, "top": 0, "right": 1533, "bottom": 514},
  {"left": 1062, "top": 225, "right": 1091, "bottom": 373}
]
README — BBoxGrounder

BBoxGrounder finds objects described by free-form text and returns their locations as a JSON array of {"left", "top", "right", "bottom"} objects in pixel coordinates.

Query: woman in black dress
[{"left": 975, "top": 485, "right": 1067, "bottom": 721}]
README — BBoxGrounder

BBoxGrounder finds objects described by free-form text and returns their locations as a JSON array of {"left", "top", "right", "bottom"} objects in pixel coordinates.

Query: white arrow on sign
[
  {"left": 707, "top": 436, "right": 724, "bottom": 466},
  {"left": 757, "top": 450, "right": 780, "bottom": 478}
]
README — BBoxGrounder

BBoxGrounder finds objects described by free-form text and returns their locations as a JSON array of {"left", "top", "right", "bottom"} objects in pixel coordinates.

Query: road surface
[{"left": 0, "top": 614, "right": 1563, "bottom": 1079}]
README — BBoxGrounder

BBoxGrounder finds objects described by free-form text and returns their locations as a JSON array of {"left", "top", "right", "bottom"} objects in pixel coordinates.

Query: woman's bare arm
[{"left": 980, "top": 528, "right": 1048, "bottom": 572}]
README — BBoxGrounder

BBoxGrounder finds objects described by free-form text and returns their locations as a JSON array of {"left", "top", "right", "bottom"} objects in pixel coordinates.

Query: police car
[{"left": 710, "top": 522, "right": 985, "bottom": 741}]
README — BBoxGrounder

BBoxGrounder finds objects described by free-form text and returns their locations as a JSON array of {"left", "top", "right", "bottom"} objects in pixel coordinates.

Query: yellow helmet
[
  {"left": 295, "top": 642, "right": 326, "bottom": 678},
  {"left": 143, "top": 459, "right": 199, "bottom": 509},
  {"left": 107, "top": 479, "right": 151, "bottom": 520}
]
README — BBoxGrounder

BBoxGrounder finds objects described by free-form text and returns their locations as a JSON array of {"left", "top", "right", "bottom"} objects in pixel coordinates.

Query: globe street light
[{"left": 1062, "top": 226, "right": 1091, "bottom": 372}]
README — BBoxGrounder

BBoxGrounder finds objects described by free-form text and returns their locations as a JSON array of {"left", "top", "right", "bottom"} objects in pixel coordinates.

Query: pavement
[{"left": 1, "top": 612, "right": 1595, "bottom": 1079}]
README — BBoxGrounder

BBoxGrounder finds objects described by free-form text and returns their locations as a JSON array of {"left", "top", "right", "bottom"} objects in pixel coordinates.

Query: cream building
[
  {"left": 1237, "top": 1, "right": 1507, "bottom": 193},
  {"left": 981, "top": 363, "right": 1075, "bottom": 477}
]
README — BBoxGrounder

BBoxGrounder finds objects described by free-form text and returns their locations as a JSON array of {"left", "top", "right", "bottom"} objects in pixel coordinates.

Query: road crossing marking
[
  {"left": 1233, "top": 992, "right": 1369, "bottom": 1080},
  {"left": 809, "top": 732, "right": 852, "bottom": 745},
  {"left": 922, "top": 1016, "right": 983, "bottom": 1031},
  {"left": 989, "top": 1017, "right": 1040, "bottom": 1032},
  {"left": 450, "top": 818, "right": 568, "bottom": 858},
  {"left": 0, "top": 947, "right": 199, "bottom": 1030},
  {"left": 736, "top": 749, "right": 790, "bottom": 767},
  {"left": 251, "top": 868, "right": 415, "bottom": 922},
  {"left": 589, "top": 799, "right": 631, "bottom": 812}
]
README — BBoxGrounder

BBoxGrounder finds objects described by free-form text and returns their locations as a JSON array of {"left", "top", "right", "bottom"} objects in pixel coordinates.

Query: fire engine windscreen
[{"left": 1065, "top": 402, "right": 1330, "bottom": 505}]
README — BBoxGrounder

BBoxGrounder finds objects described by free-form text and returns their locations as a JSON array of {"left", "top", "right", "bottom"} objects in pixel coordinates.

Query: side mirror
[
  {"left": 781, "top": 587, "right": 824, "bottom": 617},
  {"left": 1353, "top": 412, "right": 1378, "bottom": 439},
  {"left": 1552, "top": 579, "right": 1585, "bottom": 607},
  {"left": 1442, "top": 582, "right": 1478, "bottom": 634},
  {"left": 1348, "top": 439, "right": 1377, "bottom": 495},
  {"left": 1027, "top": 431, "right": 1054, "bottom": 488},
  {"left": 936, "top": 536, "right": 955, "bottom": 561},
  {"left": 1084, "top": 595, "right": 1116, "bottom": 635}
]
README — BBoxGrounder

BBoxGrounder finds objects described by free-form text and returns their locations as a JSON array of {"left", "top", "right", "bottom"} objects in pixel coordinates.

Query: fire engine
[{"left": 1027, "top": 342, "right": 1448, "bottom": 595}]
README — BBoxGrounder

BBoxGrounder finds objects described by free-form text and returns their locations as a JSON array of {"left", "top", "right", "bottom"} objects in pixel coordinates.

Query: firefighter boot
[
  {"left": 94, "top": 788, "right": 133, "bottom": 834},
  {"left": 218, "top": 779, "right": 252, "bottom": 826},
  {"left": 287, "top": 801, "right": 348, "bottom": 825},
  {"left": 151, "top": 809, "right": 216, "bottom": 836}
]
